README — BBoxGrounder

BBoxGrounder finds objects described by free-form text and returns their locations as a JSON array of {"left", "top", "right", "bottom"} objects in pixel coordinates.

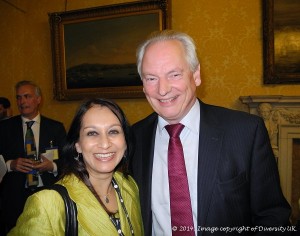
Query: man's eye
[
  {"left": 170, "top": 73, "right": 182, "bottom": 79},
  {"left": 144, "top": 77, "right": 157, "bottom": 82}
]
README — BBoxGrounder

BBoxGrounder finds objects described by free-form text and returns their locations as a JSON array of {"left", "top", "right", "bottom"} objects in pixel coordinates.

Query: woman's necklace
[
  {"left": 99, "top": 184, "right": 113, "bottom": 204},
  {"left": 95, "top": 178, "right": 134, "bottom": 235},
  {"left": 110, "top": 177, "right": 134, "bottom": 236}
]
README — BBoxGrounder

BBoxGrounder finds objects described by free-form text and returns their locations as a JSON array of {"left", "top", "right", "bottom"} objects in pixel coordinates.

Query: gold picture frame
[{"left": 49, "top": 0, "right": 171, "bottom": 100}]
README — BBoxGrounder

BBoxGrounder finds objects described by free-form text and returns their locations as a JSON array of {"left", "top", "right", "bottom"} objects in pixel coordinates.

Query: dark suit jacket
[
  {"left": 130, "top": 100, "right": 291, "bottom": 236},
  {"left": 0, "top": 115, "right": 66, "bottom": 233}
]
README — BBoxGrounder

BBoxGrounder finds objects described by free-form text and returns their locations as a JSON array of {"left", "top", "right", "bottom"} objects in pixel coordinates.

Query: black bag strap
[{"left": 48, "top": 184, "right": 78, "bottom": 236}]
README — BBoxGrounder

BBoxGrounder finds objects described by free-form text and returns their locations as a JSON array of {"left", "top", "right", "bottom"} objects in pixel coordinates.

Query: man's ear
[{"left": 193, "top": 64, "right": 201, "bottom": 86}]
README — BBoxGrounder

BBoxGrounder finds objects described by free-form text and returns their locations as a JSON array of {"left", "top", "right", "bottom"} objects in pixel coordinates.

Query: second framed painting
[
  {"left": 263, "top": 0, "right": 300, "bottom": 84},
  {"left": 49, "top": 0, "right": 171, "bottom": 100}
]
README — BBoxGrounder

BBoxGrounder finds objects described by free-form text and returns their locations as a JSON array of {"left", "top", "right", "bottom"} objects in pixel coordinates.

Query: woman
[{"left": 9, "top": 98, "right": 143, "bottom": 235}]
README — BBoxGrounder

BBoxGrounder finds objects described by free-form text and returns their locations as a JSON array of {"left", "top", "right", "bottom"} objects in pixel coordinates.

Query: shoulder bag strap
[{"left": 48, "top": 184, "right": 78, "bottom": 236}]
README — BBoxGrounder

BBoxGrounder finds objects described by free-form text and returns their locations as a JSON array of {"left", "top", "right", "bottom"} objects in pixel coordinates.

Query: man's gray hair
[
  {"left": 15, "top": 80, "right": 42, "bottom": 97},
  {"left": 136, "top": 29, "right": 200, "bottom": 77}
]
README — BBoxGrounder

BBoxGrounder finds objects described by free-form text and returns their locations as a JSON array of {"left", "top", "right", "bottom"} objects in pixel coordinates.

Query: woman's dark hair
[
  {"left": 60, "top": 98, "right": 133, "bottom": 186},
  {"left": 0, "top": 97, "right": 11, "bottom": 108}
]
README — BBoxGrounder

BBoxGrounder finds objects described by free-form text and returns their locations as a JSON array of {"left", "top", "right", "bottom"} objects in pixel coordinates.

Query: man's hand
[
  {"left": 11, "top": 158, "right": 35, "bottom": 173},
  {"left": 35, "top": 155, "right": 54, "bottom": 173}
]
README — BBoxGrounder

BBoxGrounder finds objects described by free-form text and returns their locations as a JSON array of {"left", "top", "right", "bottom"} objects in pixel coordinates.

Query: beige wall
[{"left": 0, "top": 0, "right": 299, "bottom": 130}]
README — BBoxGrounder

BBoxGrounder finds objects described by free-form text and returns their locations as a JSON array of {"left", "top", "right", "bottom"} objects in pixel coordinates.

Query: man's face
[
  {"left": 16, "top": 85, "right": 41, "bottom": 119},
  {"left": 141, "top": 40, "right": 201, "bottom": 124}
]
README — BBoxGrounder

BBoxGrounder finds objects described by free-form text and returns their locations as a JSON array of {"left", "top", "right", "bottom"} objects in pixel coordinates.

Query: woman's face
[{"left": 75, "top": 105, "right": 126, "bottom": 178}]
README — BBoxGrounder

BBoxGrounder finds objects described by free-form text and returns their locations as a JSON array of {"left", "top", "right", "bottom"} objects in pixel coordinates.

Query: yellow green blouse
[{"left": 9, "top": 171, "right": 144, "bottom": 235}]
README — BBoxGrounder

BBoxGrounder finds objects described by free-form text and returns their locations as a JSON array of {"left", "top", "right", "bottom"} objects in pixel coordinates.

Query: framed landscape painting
[{"left": 49, "top": 0, "right": 171, "bottom": 100}]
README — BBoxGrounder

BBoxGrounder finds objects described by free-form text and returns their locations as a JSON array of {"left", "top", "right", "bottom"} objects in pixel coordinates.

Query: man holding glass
[{"left": 0, "top": 80, "right": 67, "bottom": 234}]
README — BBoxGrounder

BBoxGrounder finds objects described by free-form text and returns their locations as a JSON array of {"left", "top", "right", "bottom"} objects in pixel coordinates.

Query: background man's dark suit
[
  {"left": 130, "top": 100, "right": 291, "bottom": 236},
  {"left": 0, "top": 115, "right": 66, "bottom": 233}
]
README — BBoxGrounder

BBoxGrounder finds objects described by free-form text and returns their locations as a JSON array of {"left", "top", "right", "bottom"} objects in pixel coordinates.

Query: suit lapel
[
  {"left": 138, "top": 106, "right": 224, "bottom": 231},
  {"left": 39, "top": 116, "right": 47, "bottom": 154},
  {"left": 138, "top": 114, "right": 158, "bottom": 235},
  {"left": 197, "top": 102, "right": 224, "bottom": 227},
  {"left": 17, "top": 116, "right": 26, "bottom": 154},
  {"left": 15, "top": 116, "right": 26, "bottom": 156},
  {"left": 141, "top": 120, "right": 157, "bottom": 191}
]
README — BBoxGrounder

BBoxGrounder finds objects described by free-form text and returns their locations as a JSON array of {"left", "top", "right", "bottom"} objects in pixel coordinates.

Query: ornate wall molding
[
  {"left": 240, "top": 95, "right": 300, "bottom": 214},
  {"left": 240, "top": 95, "right": 300, "bottom": 156}
]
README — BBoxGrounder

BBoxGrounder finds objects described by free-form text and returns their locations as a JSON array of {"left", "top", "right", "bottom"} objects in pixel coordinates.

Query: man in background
[
  {"left": 130, "top": 30, "right": 291, "bottom": 235},
  {"left": 0, "top": 97, "right": 12, "bottom": 120},
  {"left": 0, "top": 80, "right": 67, "bottom": 234}
]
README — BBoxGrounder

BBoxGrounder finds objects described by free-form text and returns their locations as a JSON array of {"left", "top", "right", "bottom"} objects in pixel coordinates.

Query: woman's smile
[{"left": 94, "top": 152, "right": 115, "bottom": 161}]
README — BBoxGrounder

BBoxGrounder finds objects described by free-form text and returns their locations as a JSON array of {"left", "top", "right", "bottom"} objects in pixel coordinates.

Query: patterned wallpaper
[{"left": 0, "top": 0, "right": 299, "bottom": 130}]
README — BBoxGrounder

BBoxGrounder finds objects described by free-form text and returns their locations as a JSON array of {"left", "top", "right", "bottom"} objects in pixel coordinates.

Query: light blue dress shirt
[{"left": 152, "top": 100, "right": 200, "bottom": 235}]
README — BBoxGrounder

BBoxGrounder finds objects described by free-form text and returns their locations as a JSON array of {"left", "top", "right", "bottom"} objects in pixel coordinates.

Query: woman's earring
[{"left": 74, "top": 152, "right": 80, "bottom": 161}]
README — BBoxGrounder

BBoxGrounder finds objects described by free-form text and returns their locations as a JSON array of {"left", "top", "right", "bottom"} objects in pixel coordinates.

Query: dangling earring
[
  {"left": 74, "top": 152, "right": 80, "bottom": 161},
  {"left": 122, "top": 152, "right": 127, "bottom": 161}
]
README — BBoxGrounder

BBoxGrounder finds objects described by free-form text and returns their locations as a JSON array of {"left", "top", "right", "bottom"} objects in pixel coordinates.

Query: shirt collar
[
  {"left": 22, "top": 113, "right": 41, "bottom": 126},
  {"left": 157, "top": 100, "right": 200, "bottom": 135}
]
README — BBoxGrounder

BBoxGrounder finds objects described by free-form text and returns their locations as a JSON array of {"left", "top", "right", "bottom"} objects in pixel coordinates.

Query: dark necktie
[
  {"left": 165, "top": 124, "right": 194, "bottom": 236},
  {"left": 25, "top": 121, "right": 36, "bottom": 157},
  {"left": 25, "top": 120, "right": 39, "bottom": 188}
]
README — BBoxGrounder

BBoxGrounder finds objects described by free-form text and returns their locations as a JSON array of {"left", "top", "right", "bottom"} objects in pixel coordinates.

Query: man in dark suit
[
  {"left": 130, "top": 30, "right": 291, "bottom": 235},
  {"left": 0, "top": 80, "right": 66, "bottom": 234}
]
